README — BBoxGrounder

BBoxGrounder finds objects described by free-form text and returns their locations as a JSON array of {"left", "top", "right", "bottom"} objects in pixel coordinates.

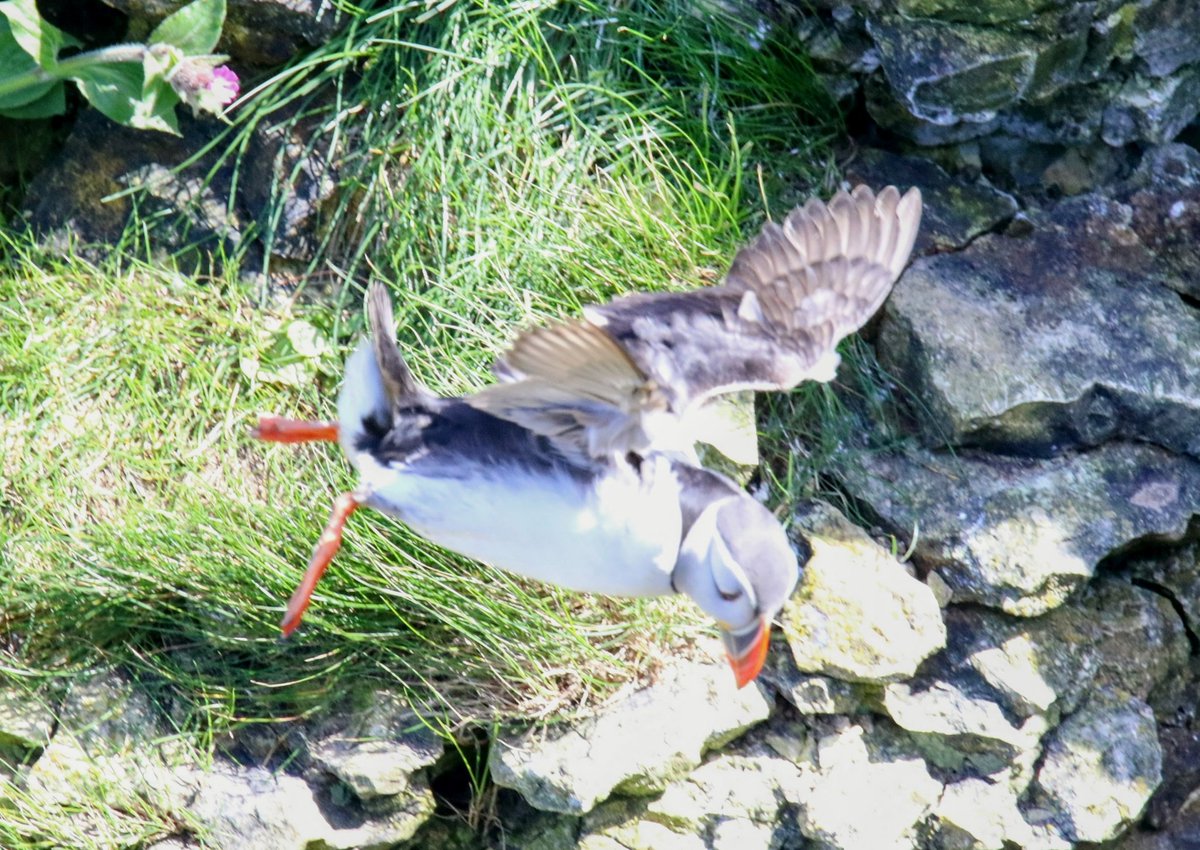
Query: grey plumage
[{"left": 471, "top": 184, "right": 923, "bottom": 462}]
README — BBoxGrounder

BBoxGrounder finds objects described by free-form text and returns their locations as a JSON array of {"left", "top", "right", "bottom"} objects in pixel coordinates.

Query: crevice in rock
[
  {"left": 1098, "top": 515, "right": 1200, "bottom": 571},
  {"left": 1178, "top": 289, "right": 1200, "bottom": 314},
  {"left": 1130, "top": 577, "right": 1200, "bottom": 656},
  {"left": 427, "top": 729, "right": 495, "bottom": 833}
]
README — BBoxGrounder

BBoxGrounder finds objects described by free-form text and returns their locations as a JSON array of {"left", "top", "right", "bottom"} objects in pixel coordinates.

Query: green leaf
[
  {"left": 73, "top": 62, "right": 144, "bottom": 126},
  {"left": 149, "top": 0, "right": 226, "bottom": 55},
  {"left": 0, "top": 0, "right": 76, "bottom": 68},
  {"left": 0, "top": 78, "right": 63, "bottom": 117},
  {"left": 0, "top": 21, "right": 53, "bottom": 109},
  {"left": 129, "top": 77, "right": 181, "bottom": 134}
]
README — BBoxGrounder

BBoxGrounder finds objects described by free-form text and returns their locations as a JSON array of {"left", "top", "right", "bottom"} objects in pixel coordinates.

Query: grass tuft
[{"left": 1, "top": 1, "right": 839, "bottom": 843}]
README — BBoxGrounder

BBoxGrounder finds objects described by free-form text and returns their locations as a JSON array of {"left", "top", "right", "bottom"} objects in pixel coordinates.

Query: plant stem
[{"left": 0, "top": 42, "right": 147, "bottom": 102}]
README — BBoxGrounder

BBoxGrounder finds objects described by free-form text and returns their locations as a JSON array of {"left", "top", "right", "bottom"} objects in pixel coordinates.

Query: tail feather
[{"left": 366, "top": 281, "right": 425, "bottom": 403}]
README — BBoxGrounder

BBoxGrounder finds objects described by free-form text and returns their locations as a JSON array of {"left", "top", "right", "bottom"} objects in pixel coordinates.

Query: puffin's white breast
[{"left": 355, "top": 454, "right": 682, "bottom": 598}]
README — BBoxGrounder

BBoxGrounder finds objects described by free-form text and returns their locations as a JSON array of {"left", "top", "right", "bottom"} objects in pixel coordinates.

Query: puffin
[{"left": 254, "top": 184, "right": 922, "bottom": 688}]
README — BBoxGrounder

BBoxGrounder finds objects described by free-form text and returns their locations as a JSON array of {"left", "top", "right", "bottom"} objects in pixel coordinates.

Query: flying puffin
[{"left": 255, "top": 184, "right": 922, "bottom": 687}]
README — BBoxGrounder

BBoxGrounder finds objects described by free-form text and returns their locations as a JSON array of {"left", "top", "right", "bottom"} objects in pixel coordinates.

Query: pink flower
[
  {"left": 210, "top": 65, "right": 239, "bottom": 106},
  {"left": 164, "top": 54, "right": 240, "bottom": 116}
]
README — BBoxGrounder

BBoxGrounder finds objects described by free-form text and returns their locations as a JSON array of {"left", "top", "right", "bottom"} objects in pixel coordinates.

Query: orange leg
[
  {"left": 253, "top": 416, "right": 340, "bottom": 444},
  {"left": 280, "top": 492, "right": 360, "bottom": 636}
]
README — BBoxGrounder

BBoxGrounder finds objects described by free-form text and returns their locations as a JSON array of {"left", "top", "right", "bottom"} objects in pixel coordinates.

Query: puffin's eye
[{"left": 718, "top": 587, "right": 742, "bottom": 602}]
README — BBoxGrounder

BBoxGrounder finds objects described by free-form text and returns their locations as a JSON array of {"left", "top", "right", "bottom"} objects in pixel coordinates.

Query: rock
[
  {"left": 1026, "top": 692, "right": 1163, "bottom": 843},
  {"left": 842, "top": 148, "right": 1018, "bottom": 254},
  {"left": 879, "top": 577, "right": 1185, "bottom": 779},
  {"left": 23, "top": 100, "right": 338, "bottom": 271},
  {"left": 934, "top": 776, "right": 1058, "bottom": 850},
  {"left": 24, "top": 670, "right": 190, "bottom": 810},
  {"left": 795, "top": 719, "right": 943, "bottom": 850},
  {"left": 1130, "top": 0, "right": 1200, "bottom": 77},
  {"left": 577, "top": 736, "right": 807, "bottom": 850},
  {"left": 894, "top": 0, "right": 1077, "bottom": 27},
  {"left": 145, "top": 838, "right": 195, "bottom": 850},
  {"left": 1120, "top": 143, "right": 1200, "bottom": 299},
  {"left": 106, "top": 0, "right": 344, "bottom": 68},
  {"left": 867, "top": 16, "right": 1084, "bottom": 130},
  {"left": 186, "top": 763, "right": 334, "bottom": 849},
  {"left": 0, "top": 686, "right": 54, "bottom": 752},
  {"left": 782, "top": 501, "right": 946, "bottom": 682},
  {"left": 1102, "top": 67, "right": 1200, "bottom": 146},
  {"left": 311, "top": 733, "right": 441, "bottom": 807},
  {"left": 762, "top": 651, "right": 866, "bottom": 715},
  {"left": 186, "top": 761, "right": 435, "bottom": 850},
  {"left": 955, "top": 579, "right": 1186, "bottom": 717},
  {"left": 237, "top": 104, "right": 340, "bottom": 263},
  {"left": 490, "top": 662, "right": 771, "bottom": 815},
  {"left": 23, "top": 111, "right": 242, "bottom": 265},
  {"left": 840, "top": 442, "right": 1200, "bottom": 616},
  {"left": 878, "top": 192, "right": 1200, "bottom": 459},
  {"left": 1000, "top": 83, "right": 1111, "bottom": 145},
  {"left": 881, "top": 679, "right": 1049, "bottom": 773},
  {"left": 309, "top": 708, "right": 443, "bottom": 803}
]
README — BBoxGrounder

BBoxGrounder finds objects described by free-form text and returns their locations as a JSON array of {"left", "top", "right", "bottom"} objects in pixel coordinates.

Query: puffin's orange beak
[{"left": 721, "top": 616, "right": 770, "bottom": 688}]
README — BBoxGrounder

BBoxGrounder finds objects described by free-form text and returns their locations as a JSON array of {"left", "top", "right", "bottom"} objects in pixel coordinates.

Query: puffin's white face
[{"left": 672, "top": 497, "right": 798, "bottom": 687}]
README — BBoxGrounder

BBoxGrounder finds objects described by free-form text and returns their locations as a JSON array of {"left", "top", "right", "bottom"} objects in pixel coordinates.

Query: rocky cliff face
[
  {"left": 3, "top": 1, "right": 1200, "bottom": 848},
  {"left": 791, "top": 0, "right": 1200, "bottom": 192}
]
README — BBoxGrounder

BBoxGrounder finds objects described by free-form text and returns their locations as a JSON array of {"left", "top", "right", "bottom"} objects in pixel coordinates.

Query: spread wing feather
[{"left": 467, "top": 185, "right": 922, "bottom": 462}]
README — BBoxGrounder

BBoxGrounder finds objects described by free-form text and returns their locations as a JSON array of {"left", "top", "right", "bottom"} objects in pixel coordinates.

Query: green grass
[{"left": 0, "top": 0, "right": 838, "bottom": 845}]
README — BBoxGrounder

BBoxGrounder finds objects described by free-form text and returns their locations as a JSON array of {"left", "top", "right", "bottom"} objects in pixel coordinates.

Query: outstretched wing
[
  {"left": 470, "top": 185, "right": 922, "bottom": 462},
  {"left": 467, "top": 319, "right": 673, "bottom": 463},
  {"left": 587, "top": 184, "right": 923, "bottom": 410}
]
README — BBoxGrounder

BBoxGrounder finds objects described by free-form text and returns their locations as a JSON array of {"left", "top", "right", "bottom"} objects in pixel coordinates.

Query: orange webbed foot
[{"left": 280, "top": 492, "right": 360, "bottom": 636}]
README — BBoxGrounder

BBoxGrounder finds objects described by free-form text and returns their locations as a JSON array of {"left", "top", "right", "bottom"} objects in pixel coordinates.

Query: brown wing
[
  {"left": 467, "top": 319, "right": 672, "bottom": 461},
  {"left": 586, "top": 185, "right": 922, "bottom": 412},
  {"left": 474, "top": 185, "right": 922, "bottom": 461}
]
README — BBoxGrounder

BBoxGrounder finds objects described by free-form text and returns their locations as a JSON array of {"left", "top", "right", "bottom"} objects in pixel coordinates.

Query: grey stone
[
  {"left": 881, "top": 578, "right": 1184, "bottom": 781},
  {"left": 1131, "top": 0, "right": 1200, "bottom": 77},
  {"left": 23, "top": 99, "right": 338, "bottom": 271},
  {"left": 1120, "top": 143, "right": 1200, "bottom": 298},
  {"left": 864, "top": 75, "right": 1001, "bottom": 147},
  {"left": 1103, "top": 67, "right": 1200, "bottom": 146},
  {"left": 763, "top": 651, "right": 866, "bottom": 715},
  {"left": 491, "top": 661, "right": 771, "bottom": 815},
  {"left": 186, "top": 761, "right": 435, "bottom": 850},
  {"left": 869, "top": 17, "right": 1048, "bottom": 127},
  {"left": 934, "top": 776, "right": 1064, "bottom": 850},
  {"left": 145, "top": 838, "right": 195, "bottom": 850},
  {"left": 1026, "top": 692, "right": 1163, "bottom": 843},
  {"left": 894, "top": 0, "right": 1075, "bottom": 26},
  {"left": 842, "top": 148, "right": 1018, "bottom": 253},
  {"left": 19, "top": 671, "right": 195, "bottom": 843},
  {"left": 878, "top": 194, "right": 1200, "bottom": 459},
  {"left": 0, "top": 687, "right": 54, "bottom": 752},
  {"left": 795, "top": 719, "right": 943, "bottom": 850},
  {"left": 783, "top": 501, "right": 945, "bottom": 683},
  {"left": 955, "top": 579, "right": 1185, "bottom": 718},
  {"left": 23, "top": 670, "right": 190, "bottom": 808},
  {"left": 578, "top": 738, "right": 807, "bottom": 850},
  {"left": 24, "top": 111, "right": 243, "bottom": 265},
  {"left": 310, "top": 719, "right": 442, "bottom": 802},
  {"left": 1128, "top": 541, "right": 1200, "bottom": 668},
  {"left": 881, "top": 679, "right": 1050, "bottom": 772},
  {"left": 838, "top": 443, "right": 1200, "bottom": 615},
  {"left": 1000, "top": 83, "right": 1111, "bottom": 145}
]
